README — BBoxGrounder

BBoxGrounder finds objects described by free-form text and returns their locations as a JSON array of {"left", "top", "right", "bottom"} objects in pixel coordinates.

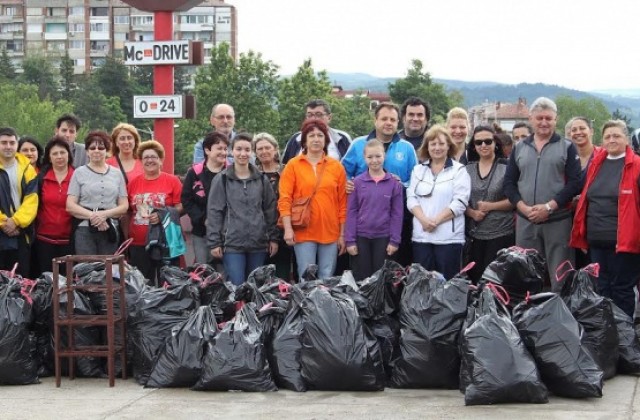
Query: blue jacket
[
  {"left": 345, "top": 171, "right": 404, "bottom": 247},
  {"left": 341, "top": 131, "right": 417, "bottom": 186}
]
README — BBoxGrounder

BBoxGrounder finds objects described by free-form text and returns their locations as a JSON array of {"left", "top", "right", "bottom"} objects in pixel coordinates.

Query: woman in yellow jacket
[{"left": 278, "top": 119, "right": 347, "bottom": 279}]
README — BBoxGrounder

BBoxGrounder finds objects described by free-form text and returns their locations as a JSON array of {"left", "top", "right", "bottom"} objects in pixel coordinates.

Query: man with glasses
[
  {"left": 193, "top": 103, "right": 237, "bottom": 164},
  {"left": 0, "top": 127, "right": 38, "bottom": 277},
  {"left": 281, "top": 99, "right": 352, "bottom": 165},
  {"left": 55, "top": 113, "right": 86, "bottom": 167},
  {"left": 504, "top": 97, "right": 581, "bottom": 291}
]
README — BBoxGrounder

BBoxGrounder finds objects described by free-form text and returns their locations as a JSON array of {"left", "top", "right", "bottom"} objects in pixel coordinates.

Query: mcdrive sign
[{"left": 123, "top": 41, "right": 192, "bottom": 65}]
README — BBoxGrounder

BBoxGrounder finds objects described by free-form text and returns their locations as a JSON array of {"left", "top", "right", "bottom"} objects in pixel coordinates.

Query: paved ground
[{"left": 1, "top": 375, "right": 639, "bottom": 420}]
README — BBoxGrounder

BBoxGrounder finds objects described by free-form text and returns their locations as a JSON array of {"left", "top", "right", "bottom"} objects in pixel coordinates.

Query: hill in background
[{"left": 326, "top": 72, "right": 640, "bottom": 127}]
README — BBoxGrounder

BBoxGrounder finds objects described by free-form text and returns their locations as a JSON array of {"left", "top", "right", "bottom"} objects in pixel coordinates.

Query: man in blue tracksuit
[{"left": 341, "top": 102, "right": 417, "bottom": 187}]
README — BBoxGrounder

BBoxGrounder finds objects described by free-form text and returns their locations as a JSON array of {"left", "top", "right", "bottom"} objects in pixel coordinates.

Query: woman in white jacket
[{"left": 407, "top": 124, "right": 471, "bottom": 279}]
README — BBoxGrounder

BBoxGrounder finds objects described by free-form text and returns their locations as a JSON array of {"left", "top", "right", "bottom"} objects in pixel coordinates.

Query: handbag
[{"left": 278, "top": 160, "right": 325, "bottom": 230}]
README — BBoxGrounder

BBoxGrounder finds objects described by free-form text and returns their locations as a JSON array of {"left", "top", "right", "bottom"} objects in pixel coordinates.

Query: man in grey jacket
[{"left": 504, "top": 97, "right": 582, "bottom": 291}]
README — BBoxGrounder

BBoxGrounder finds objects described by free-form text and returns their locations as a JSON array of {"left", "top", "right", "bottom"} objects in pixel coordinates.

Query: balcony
[{"left": 44, "top": 32, "right": 68, "bottom": 40}]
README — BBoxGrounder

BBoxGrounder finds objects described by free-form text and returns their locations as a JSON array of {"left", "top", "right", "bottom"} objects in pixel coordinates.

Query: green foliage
[
  {"left": 612, "top": 108, "right": 635, "bottom": 132},
  {"left": 0, "top": 82, "right": 73, "bottom": 142},
  {"left": 58, "top": 52, "right": 76, "bottom": 101},
  {"left": 276, "top": 59, "right": 333, "bottom": 144},
  {"left": 0, "top": 49, "right": 16, "bottom": 82},
  {"left": 388, "top": 59, "right": 454, "bottom": 122},
  {"left": 329, "top": 94, "right": 374, "bottom": 139},
  {"left": 93, "top": 56, "right": 136, "bottom": 120},
  {"left": 174, "top": 118, "right": 211, "bottom": 175},
  {"left": 194, "top": 43, "right": 280, "bottom": 135},
  {"left": 555, "top": 94, "right": 611, "bottom": 144},
  {"left": 72, "top": 76, "right": 126, "bottom": 132},
  {"left": 19, "top": 55, "right": 58, "bottom": 100},
  {"left": 131, "top": 65, "right": 153, "bottom": 95}
]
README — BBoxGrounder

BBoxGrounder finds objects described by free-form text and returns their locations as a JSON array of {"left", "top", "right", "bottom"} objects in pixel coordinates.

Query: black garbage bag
[
  {"left": 193, "top": 302, "right": 277, "bottom": 391},
  {"left": 358, "top": 260, "right": 405, "bottom": 318},
  {"left": 561, "top": 264, "right": 618, "bottom": 379},
  {"left": 300, "top": 264, "right": 319, "bottom": 282},
  {"left": 28, "top": 275, "right": 54, "bottom": 377},
  {"left": 390, "top": 271, "right": 469, "bottom": 389},
  {"left": 158, "top": 266, "right": 192, "bottom": 287},
  {"left": 300, "top": 287, "right": 384, "bottom": 391},
  {"left": 611, "top": 302, "right": 640, "bottom": 375},
  {"left": 482, "top": 246, "right": 546, "bottom": 305},
  {"left": 246, "top": 264, "right": 279, "bottom": 288},
  {"left": 512, "top": 292, "right": 604, "bottom": 398},
  {"left": 129, "top": 283, "right": 200, "bottom": 385},
  {"left": 146, "top": 306, "right": 219, "bottom": 388},
  {"left": 57, "top": 279, "right": 104, "bottom": 378},
  {"left": 460, "top": 287, "right": 548, "bottom": 405},
  {"left": 0, "top": 281, "right": 39, "bottom": 385}
]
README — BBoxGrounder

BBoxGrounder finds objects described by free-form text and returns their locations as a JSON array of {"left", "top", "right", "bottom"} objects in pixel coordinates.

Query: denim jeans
[
  {"left": 413, "top": 242, "right": 463, "bottom": 281},
  {"left": 293, "top": 241, "right": 338, "bottom": 280},
  {"left": 223, "top": 251, "right": 268, "bottom": 286}
]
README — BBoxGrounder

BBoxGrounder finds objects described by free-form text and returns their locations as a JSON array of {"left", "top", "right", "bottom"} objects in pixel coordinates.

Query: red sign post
[{"left": 120, "top": 0, "right": 204, "bottom": 174}]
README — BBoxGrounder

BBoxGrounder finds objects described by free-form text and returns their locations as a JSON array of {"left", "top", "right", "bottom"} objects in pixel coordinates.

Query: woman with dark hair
[
  {"left": 407, "top": 124, "right": 470, "bottom": 280},
  {"left": 182, "top": 131, "right": 229, "bottom": 267},
  {"left": 66, "top": 130, "right": 128, "bottom": 255},
  {"left": 464, "top": 125, "right": 515, "bottom": 282},
  {"left": 107, "top": 123, "right": 143, "bottom": 184},
  {"left": 207, "top": 133, "right": 279, "bottom": 285},
  {"left": 19, "top": 136, "right": 44, "bottom": 172},
  {"left": 34, "top": 136, "right": 74, "bottom": 275},
  {"left": 278, "top": 119, "right": 347, "bottom": 279}
]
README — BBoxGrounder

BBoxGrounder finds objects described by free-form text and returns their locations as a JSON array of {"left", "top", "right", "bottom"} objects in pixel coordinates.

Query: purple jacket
[{"left": 345, "top": 171, "right": 404, "bottom": 247}]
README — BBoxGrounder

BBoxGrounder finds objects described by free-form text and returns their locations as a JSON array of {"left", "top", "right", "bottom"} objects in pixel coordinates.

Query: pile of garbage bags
[{"left": 3, "top": 248, "right": 640, "bottom": 408}]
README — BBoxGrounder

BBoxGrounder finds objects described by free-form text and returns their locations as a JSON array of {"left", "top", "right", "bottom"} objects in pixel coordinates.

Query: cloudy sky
[{"left": 227, "top": 0, "right": 639, "bottom": 92}]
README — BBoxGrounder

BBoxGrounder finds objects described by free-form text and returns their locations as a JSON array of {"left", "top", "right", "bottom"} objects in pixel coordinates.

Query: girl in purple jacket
[{"left": 345, "top": 140, "right": 404, "bottom": 280}]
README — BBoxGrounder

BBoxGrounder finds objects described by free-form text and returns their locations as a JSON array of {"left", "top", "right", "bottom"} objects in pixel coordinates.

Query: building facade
[{"left": 0, "top": 0, "right": 237, "bottom": 74}]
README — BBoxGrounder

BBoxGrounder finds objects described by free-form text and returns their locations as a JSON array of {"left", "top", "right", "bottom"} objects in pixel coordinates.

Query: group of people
[{"left": 1, "top": 96, "right": 639, "bottom": 320}]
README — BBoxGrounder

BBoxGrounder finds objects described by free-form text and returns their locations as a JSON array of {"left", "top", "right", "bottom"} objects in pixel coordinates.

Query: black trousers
[
  {"left": 351, "top": 236, "right": 391, "bottom": 281},
  {"left": 465, "top": 233, "right": 515, "bottom": 283},
  {"left": 0, "top": 234, "right": 31, "bottom": 277},
  {"left": 129, "top": 245, "right": 179, "bottom": 287},
  {"left": 33, "top": 239, "right": 73, "bottom": 277}
]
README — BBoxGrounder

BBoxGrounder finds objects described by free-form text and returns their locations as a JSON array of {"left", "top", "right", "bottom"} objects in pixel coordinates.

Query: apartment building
[{"left": 0, "top": 0, "right": 236, "bottom": 74}]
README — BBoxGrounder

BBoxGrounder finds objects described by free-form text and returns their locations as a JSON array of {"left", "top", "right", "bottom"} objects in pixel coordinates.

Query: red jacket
[{"left": 570, "top": 146, "right": 640, "bottom": 253}]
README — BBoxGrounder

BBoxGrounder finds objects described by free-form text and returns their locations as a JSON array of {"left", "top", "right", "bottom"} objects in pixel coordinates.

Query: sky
[{"left": 226, "top": 0, "right": 640, "bottom": 93}]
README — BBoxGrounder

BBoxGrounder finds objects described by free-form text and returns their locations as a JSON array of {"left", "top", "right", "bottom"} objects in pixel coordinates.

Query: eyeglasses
[
  {"left": 142, "top": 155, "right": 160, "bottom": 161},
  {"left": 215, "top": 115, "right": 234, "bottom": 120},
  {"left": 306, "top": 112, "right": 327, "bottom": 119},
  {"left": 414, "top": 167, "right": 439, "bottom": 198},
  {"left": 473, "top": 139, "right": 494, "bottom": 146},
  {"left": 88, "top": 146, "right": 106, "bottom": 151}
]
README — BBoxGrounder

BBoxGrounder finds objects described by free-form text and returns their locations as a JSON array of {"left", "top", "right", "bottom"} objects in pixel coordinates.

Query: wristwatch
[{"left": 545, "top": 203, "right": 553, "bottom": 214}]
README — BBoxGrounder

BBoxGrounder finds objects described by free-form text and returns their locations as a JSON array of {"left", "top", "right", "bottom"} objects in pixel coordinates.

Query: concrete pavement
[{"left": 1, "top": 375, "right": 639, "bottom": 420}]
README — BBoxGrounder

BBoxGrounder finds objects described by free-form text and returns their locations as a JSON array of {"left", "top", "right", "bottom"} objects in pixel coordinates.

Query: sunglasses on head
[{"left": 473, "top": 139, "right": 494, "bottom": 146}]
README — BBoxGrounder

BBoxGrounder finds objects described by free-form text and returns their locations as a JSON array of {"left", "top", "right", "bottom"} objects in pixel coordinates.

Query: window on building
[
  {"left": 114, "top": 32, "right": 126, "bottom": 41},
  {"left": 91, "top": 57, "right": 106, "bottom": 68},
  {"left": 6, "top": 40, "right": 23, "bottom": 52},
  {"left": 4, "top": 6, "right": 18, "bottom": 16},
  {"left": 46, "top": 7, "right": 66, "bottom": 17},
  {"left": 131, "top": 15, "right": 153, "bottom": 26},
  {"left": 1, "top": 23, "right": 22, "bottom": 33},
  {"left": 46, "top": 23, "right": 67, "bottom": 33},
  {"left": 113, "top": 15, "right": 130, "bottom": 25},
  {"left": 181, "top": 32, "right": 195, "bottom": 40},
  {"left": 90, "top": 22, "right": 108, "bottom": 32},
  {"left": 91, "top": 8, "right": 108, "bottom": 17},
  {"left": 69, "top": 7, "right": 84, "bottom": 16},
  {"left": 70, "top": 23, "right": 84, "bottom": 33},
  {"left": 73, "top": 58, "right": 85, "bottom": 67},
  {"left": 90, "top": 40, "right": 109, "bottom": 51},
  {"left": 26, "top": 8, "right": 41, "bottom": 16},
  {"left": 27, "top": 23, "right": 41, "bottom": 33},
  {"left": 47, "top": 41, "right": 66, "bottom": 51},
  {"left": 69, "top": 40, "right": 84, "bottom": 49}
]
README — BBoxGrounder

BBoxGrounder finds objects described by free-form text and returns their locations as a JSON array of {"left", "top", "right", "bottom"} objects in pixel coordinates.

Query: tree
[
  {"left": 93, "top": 55, "right": 136, "bottom": 120},
  {"left": 58, "top": 52, "right": 76, "bottom": 100},
  {"left": 0, "top": 49, "right": 16, "bottom": 82},
  {"left": 276, "top": 59, "right": 334, "bottom": 144},
  {"left": 388, "top": 59, "right": 453, "bottom": 122},
  {"left": 612, "top": 108, "right": 635, "bottom": 132},
  {"left": 0, "top": 82, "right": 74, "bottom": 142},
  {"left": 20, "top": 55, "right": 58, "bottom": 100},
  {"left": 72, "top": 76, "right": 126, "bottom": 131},
  {"left": 194, "top": 43, "right": 280, "bottom": 135},
  {"left": 329, "top": 94, "right": 374, "bottom": 139},
  {"left": 555, "top": 95, "right": 611, "bottom": 144}
]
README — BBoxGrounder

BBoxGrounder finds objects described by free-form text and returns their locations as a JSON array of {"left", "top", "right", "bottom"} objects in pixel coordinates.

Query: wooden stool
[{"left": 52, "top": 255, "right": 127, "bottom": 387}]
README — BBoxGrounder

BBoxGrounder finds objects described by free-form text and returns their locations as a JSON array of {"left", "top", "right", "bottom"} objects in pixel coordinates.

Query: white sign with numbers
[{"left": 133, "top": 95, "right": 184, "bottom": 119}]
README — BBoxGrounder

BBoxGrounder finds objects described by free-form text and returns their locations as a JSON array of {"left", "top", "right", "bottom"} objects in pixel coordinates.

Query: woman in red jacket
[{"left": 570, "top": 120, "right": 640, "bottom": 318}]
